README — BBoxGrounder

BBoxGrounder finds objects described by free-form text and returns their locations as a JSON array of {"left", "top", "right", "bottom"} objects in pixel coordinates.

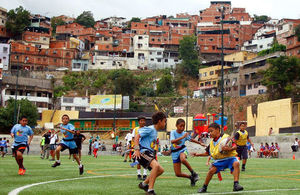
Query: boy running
[
  {"left": 233, "top": 122, "right": 254, "bottom": 171},
  {"left": 133, "top": 112, "right": 166, "bottom": 195},
  {"left": 191, "top": 123, "right": 243, "bottom": 193},
  {"left": 10, "top": 116, "right": 34, "bottom": 175},
  {"left": 92, "top": 139, "right": 99, "bottom": 158},
  {"left": 52, "top": 114, "right": 84, "bottom": 175},
  {"left": 170, "top": 118, "right": 205, "bottom": 186},
  {"left": 132, "top": 116, "right": 148, "bottom": 180}
]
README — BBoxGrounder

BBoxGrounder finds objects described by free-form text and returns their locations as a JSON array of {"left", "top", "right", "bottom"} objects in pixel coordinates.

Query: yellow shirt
[
  {"left": 210, "top": 134, "right": 237, "bottom": 160},
  {"left": 235, "top": 130, "right": 248, "bottom": 146}
]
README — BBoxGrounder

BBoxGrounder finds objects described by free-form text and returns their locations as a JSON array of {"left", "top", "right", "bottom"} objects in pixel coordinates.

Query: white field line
[
  {"left": 8, "top": 174, "right": 135, "bottom": 195},
  {"left": 188, "top": 188, "right": 300, "bottom": 195}
]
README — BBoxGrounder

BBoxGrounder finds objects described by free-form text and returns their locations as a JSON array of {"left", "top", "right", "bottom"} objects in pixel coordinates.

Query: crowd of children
[{"left": 257, "top": 142, "right": 280, "bottom": 158}]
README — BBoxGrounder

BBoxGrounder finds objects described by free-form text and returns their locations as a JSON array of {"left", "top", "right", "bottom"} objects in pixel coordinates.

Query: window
[
  {"left": 247, "top": 84, "right": 252, "bottom": 90},
  {"left": 174, "top": 59, "right": 178, "bottom": 62},
  {"left": 138, "top": 36, "right": 143, "bottom": 40},
  {"left": 164, "top": 59, "right": 168, "bottom": 62},
  {"left": 66, "top": 52, "right": 70, "bottom": 56},
  {"left": 150, "top": 52, "right": 152, "bottom": 55},
  {"left": 43, "top": 38, "right": 47, "bottom": 41},
  {"left": 100, "top": 62, "right": 105, "bottom": 65},
  {"left": 54, "top": 59, "right": 57, "bottom": 63},
  {"left": 73, "top": 63, "right": 81, "bottom": 69},
  {"left": 75, "top": 107, "right": 86, "bottom": 111},
  {"left": 157, "top": 59, "right": 161, "bottom": 62},
  {"left": 203, "top": 72, "right": 207, "bottom": 77},
  {"left": 63, "top": 97, "right": 74, "bottom": 103},
  {"left": 213, "top": 81, "right": 217, "bottom": 85},
  {"left": 65, "top": 106, "right": 72, "bottom": 111},
  {"left": 157, "top": 52, "right": 162, "bottom": 55},
  {"left": 26, "top": 47, "right": 30, "bottom": 51},
  {"left": 138, "top": 43, "right": 142, "bottom": 48},
  {"left": 3, "top": 47, "right": 8, "bottom": 53},
  {"left": 152, "top": 38, "right": 155, "bottom": 41},
  {"left": 254, "top": 82, "right": 260, "bottom": 88},
  {"left": 151, "top": 58, "right": 154, "bottom": 61},
  {"left": 209, "top": 38, "right": 214, "bottom": 41},
  {"left": 210, "top": 71, "right": 214, "bottom": 75},
  {"left": 53, "top": 50, "right": 57, "bottom": 54},
  {"left": 200, "top": 83, "right": 204, "bottom": 87}
]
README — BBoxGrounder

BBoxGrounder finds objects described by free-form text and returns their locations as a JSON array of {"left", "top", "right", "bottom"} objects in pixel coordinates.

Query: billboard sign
[{"left": 90, "top": 95, "right": 122, "bottom": 109}]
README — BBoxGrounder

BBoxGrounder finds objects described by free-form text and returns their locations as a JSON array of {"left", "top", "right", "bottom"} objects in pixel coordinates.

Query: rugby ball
[{"left": 218, "top": 137, "right": 232, "bottom": 153}]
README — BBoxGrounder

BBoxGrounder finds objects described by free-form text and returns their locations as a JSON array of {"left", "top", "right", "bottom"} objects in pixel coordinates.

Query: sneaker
[
  {"left": 79, "top": 165, "right": 84, "bottom": 175},
  {"left": 137, "top": 174, "right": 142, "bottom": 180},
  {"left": 129, "top": 159, "right": 132, "bottom": 162},
  {"left": 190, "top": 173, "right": 199, "bottom": 186},
  {"left": 143, "top": 175, "right": 147, "bottom": 180},
  {"left": 241, "top": 167, "right": 245, "bottom": 172},
  {"left": 123, "top": 160, "right": 127, "bottom": 162},
  {"left": 49, "top": 159, "right": 55, "bottom": 161},
  {"left": 138, "top": 182, "right": 149, "bottom": 192},
  {"left": 198, "top": 187, "right": 207, "bottom": 193},
  {"left": 52, "top": 161, "right": 61, "bottom": 168},
  {"left": 146, "top": 190, "right": 156, "bottom": 195},
  {"left": 233, "top": 183, "right": 244, "bottom": 191}
]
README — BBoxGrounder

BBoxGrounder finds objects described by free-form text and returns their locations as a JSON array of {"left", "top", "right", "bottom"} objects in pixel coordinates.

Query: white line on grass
[
  {"left": 8, "top": 174, "right": 135, "bottom": 195},
  {"left": 188, "top": 188, "right": 300, "bottom": 195}
]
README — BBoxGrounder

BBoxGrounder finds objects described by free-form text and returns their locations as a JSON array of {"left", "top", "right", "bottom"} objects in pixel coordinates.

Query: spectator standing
[
  {"left": 124, "top": 129, "right": 134, "bottom": 162},
  {"left": 41, "top": 130, "right": 51, "bottom": 159},
  {"left": 49, "top": 129, "right": 58, "bottom": 161},
  {"left": 40, "top": 137, "right": 45, "bottom": 158}
]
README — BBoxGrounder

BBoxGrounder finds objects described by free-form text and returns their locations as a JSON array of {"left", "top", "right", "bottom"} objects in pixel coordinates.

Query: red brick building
[{"left": 286, "top": 35, "right": 300, "bottom": 58}]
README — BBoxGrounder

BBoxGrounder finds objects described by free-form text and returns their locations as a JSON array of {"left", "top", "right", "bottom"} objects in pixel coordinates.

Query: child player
[
  {"left": 10, "top": 116, "right": 34, "bottom": 175},
  {"left": 133, "top": 112, "right": 166, "bottom": 195},
  {"left": 170, "top": 118, "right": 205, "bottom": 186},
  {"left": 132, "top": 115, "right": 148, "bottom": 180},
  {"left": 191, "top": 123, "right": 243, "bottom": 193},
  {"left": 52, "top": 114, "right": 84, "bottom": 175},
  {"left": 233, "top": 122, "right": 254, "bottom": 171}
]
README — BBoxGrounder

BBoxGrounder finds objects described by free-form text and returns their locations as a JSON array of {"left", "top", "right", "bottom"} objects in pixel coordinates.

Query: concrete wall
[
  {"left": 247, "top": 98, "right": 292, "bottom": 136},
  {"left": 166, "top": 117, "right": 194, "bottom": 132}
]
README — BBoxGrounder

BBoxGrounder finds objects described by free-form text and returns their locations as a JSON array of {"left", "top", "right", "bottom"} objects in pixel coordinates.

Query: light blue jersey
[
  {"left": 138, "top": 125, "right": 157, "bottom": 153},
  {"left": 11, "top": 124, "right": 34, "bottom": 146},
  {"left": 60, "top": 123, "right": 77, "bottom": 149},
  {"left": 170, "top": 130, "right": 191, "bottom": 161},
  {"left": 0, "top": 140, "right": 6, "bottom": 147}
]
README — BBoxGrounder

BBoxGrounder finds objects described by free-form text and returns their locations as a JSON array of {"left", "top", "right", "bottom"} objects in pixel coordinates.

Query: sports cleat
[
  {"left": 18, "top": 168, "right": 23, "bottom": 175},
  {"left": 233, "top": 183, "right": 244, "bottom": 191},
  {"left": 138, "top": 182, "right": 149, "bottom": 192},
  {"left": 241, "top": 167, "right": 245, "bottom": 171},
  {"left": 129, "top": 159, "right": 132, "bottom": 162},
  {"left": 190, "top": 173, "right": 199, "bottom": 186},
  {"left": 198, "top": 187, "right": 207, "bottom": 193},
  {"left": 143, "top": 175, "right": 147, "bottom": 181},
  {"left": 21, "top": 168, "right": 26, "bottom": 175},
  {"left": 52, "top": 161, "right": 61, "bottom": 168},
  {"left": 146, "top": 190, "right": 156, "bottom": 195},
  {"left": 79, "top": 165, "right": 84, "bottom": 175},
  {"left": 123, "top": 160, "right": 127, "bottom": 162},
  {"left": 137, "top": 174, "right": 142, "bottom": 180}
]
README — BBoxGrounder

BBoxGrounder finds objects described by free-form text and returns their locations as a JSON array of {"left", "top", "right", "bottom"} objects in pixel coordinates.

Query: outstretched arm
[{"left": 190, "top": 138, "right": 206, "bottom": 147}]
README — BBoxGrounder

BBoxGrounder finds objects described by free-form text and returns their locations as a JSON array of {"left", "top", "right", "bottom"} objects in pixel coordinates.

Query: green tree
[
  {"left": 178, "top": 35, "right": 200, "bottom": 78},
  {"left": 156, "top": 74, "right": 174, "bottom": 96},
  {"left": 253, "top": 15, "right": 271, "bottom": 23},
  {"left": 261, "top": 56, "right": 300, "bottom": 100},
  {"left": 108, "top": 69, "right": 140, "bottom": 96},
  {"left": 5, "top": 6, "right": 31, "bottom": 39},
  {"left": 75, "top": 11, "right": 95, "bottom": 28},
  {"left": 0, "top": 99, "right": 39, "bottom": 133},
  {"left": 128, "top": 17, "right": 141, "bottom": 28},
  {"left": 51, "top": 17, "right": 66, "bottom": 36},
  {"left": 295, "top": 24, "right": 300, "bottom": 42}
]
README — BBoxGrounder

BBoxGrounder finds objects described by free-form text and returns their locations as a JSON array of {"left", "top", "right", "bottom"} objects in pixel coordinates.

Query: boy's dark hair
[
  {"left": 240, "top": 122, "right": 246, "bottom": 126},
  {"left": 208, "top": 123, "right": 220, "bottom": 130},
  {"left": 137, "top": 115, "right": 146, "bottom": 121},
  {"left": 62, "top": 114, "right": 70, "bottom": 119},
  {"left": 152, "top": 112, "right": 166, "bottom": 125},
  {"left": 19, "top": 116, "right": 28, "bottom": 120},
  {"left": 275, "top": 142, "right": 278, "bottom": 144},
  {"left": 0, "top": 138, "right": 2, "bottom": 140},
  {"left": 176, "top": 118, "right": 185, "bottom": 126}
]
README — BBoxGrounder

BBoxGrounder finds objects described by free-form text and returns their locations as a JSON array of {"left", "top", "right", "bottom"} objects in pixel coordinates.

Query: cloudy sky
[{"left": 1, "top": 0, "right": 300, "bottom": 21}]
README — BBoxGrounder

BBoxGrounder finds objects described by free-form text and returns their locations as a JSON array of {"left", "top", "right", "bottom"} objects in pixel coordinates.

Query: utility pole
[
  {"left": 186, "top": 83, "right": 189, "bottom": 131},
  {"left": 13, "top": 56, "right": 19, "bottom": 124},
  {"left": 220, "top": 7, "right": 225, "bottom": 133}
]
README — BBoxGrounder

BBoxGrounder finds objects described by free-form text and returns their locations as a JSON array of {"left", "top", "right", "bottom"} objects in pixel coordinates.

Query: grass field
[{"left": 1, "top": 154, "right": 300, "bottom": 195}]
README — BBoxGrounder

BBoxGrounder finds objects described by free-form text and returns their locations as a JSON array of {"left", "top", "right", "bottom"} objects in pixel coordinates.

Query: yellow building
[
  {"left": 38, "top": 110, "right": 79, "bottom": 127},
  {"left": 247, "top": 98, "right": 292, "bottom": 136},
  {"left": 224, "top": 51, "right": 257, "bottom": 62},
  {"left": 199, "top": 65, "right": 231, "bottom": 89}
]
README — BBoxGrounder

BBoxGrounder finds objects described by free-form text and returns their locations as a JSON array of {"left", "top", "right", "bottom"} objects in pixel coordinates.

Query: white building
[
  {"left": 242, "top": 37, "right": 274, "bottom": 53},
  {"left": 101, "top": 17, "right": 127, "bottom": 28},
  {"left": 0, "top": 43, "right": 10, "bottom": 70},
  {"left": 133, "top": 35, "right": 150, "bottom": 69},
  {"left": 60, "top": 96, "right": 92, "bottom": 112}
]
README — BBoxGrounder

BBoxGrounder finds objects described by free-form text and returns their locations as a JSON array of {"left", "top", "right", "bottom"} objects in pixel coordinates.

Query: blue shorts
[
  {"left": 212, "top": 157, "right": 238, "bottom": 173},
  {"left": 172, "top": 150, "right": 188, "bottom": 163}
]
